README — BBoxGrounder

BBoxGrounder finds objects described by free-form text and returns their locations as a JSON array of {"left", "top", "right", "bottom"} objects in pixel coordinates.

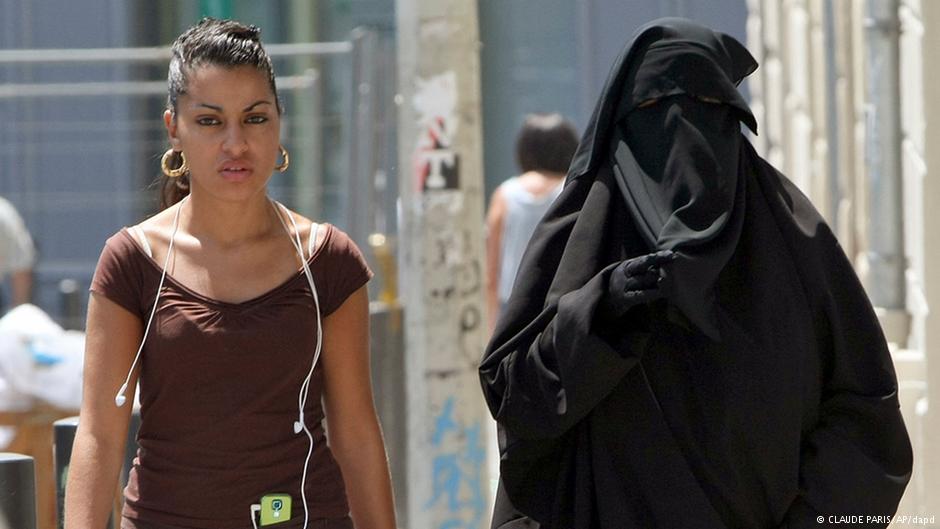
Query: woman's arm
[
  {"left": 485, "top": 186, "right": 506, "bottom": 333},
  {"left": 64, "top": 293, "right": 142, "bottom": 529},
  {"left": 321, "top": 286, "right": 396, "bottom": 529}
]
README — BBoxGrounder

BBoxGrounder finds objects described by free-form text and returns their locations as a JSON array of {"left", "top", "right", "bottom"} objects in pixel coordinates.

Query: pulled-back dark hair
[
  {"left": 160, "top": 18, "right": 281, "bottom": 208},
  {"left": 515, "top": 113, "right": 579, "bottom": 175}
]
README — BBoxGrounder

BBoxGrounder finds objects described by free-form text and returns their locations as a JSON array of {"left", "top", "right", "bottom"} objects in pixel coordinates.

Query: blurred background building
[{"left": 0, "top": 0, "right": 937, "bottom": 528}]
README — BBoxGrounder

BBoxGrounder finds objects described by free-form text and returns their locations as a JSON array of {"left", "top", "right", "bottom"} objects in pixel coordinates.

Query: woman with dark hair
[
  {"left": 486, "top": 113, "right": 579, "bottom": 331},
  {"left": 65, "top": 18, "right": 396, "bottom": 529},
  {"left": 480, "top": 18, "right": 912, "bottom": 529}
]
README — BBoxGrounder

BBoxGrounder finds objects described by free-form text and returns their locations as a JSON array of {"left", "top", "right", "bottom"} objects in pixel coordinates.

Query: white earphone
[
  {"left": 114, "top": 195, "right": 323, "bottom": 529},
  {"left": 272, "top": 198, "right": 323, "bottom": 529},
  {"left": 114, "top": 195, "right": 187, "bottom": 408}
]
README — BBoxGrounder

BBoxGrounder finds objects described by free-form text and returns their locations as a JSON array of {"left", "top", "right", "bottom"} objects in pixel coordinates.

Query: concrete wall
[{"left": 902, "top": 0, "right": 940, "bottom": 516}]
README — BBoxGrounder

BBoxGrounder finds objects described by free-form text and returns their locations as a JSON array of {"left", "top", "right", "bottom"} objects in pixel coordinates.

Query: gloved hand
[{"left": 602, "top": 250, "right": 677, "bottom": 318}]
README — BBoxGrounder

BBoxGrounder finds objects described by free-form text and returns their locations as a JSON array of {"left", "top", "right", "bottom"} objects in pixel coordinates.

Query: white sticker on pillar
[{"left": 413, "top": 71, "right": 460, "bottom": 192}]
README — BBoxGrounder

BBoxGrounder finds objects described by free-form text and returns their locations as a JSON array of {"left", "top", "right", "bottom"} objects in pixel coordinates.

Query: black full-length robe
[{"left": 479, "top": 18, "right": 912, "bottom": 529}]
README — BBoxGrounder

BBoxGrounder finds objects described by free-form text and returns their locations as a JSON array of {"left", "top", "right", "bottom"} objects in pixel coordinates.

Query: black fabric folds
[{"left": 480, "top": 17, "right": 912, "bottom": 529}]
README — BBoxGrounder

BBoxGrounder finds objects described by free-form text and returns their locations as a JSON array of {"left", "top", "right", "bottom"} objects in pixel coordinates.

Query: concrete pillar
[
  {"left": 745, "top": 0, "right": 767, "bottom": 153},
  {"left": 783, "top": 0, "right": 814, "bottom": 195},
  {"left": 395, "top": 0, "right": 491, "bottom": 528},
  {"left": 761, "top": 0, "right": 788, "bottom": 169},
  {"left": 808, "top": 0, "right": 832, "bottom": 222},
  {"left": 830, "top": 0, "right": 861, "bottom": 258},
  {"left": 850, "top": 0, "right": 872, "bottom": 273},
  {"left": 864, "top": 0, "right": 907, "bottom": 314},
  {"left": 910, "top": 0, "right": 940, "bottom": 516}
]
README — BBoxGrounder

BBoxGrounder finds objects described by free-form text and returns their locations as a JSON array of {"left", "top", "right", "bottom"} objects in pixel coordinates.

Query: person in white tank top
[{"left": 486, "top": 113, "right": 579, "bottom": 332}]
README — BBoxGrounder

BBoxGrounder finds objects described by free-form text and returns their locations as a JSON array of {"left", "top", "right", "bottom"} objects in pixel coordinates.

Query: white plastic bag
[{"left": 0, "top": 304, "right": 84, "bottom": 410}]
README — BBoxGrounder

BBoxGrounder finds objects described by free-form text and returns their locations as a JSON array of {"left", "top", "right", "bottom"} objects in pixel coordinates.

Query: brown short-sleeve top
[{"left": 90, "top": 223, "right": 372, "bottom": 529}]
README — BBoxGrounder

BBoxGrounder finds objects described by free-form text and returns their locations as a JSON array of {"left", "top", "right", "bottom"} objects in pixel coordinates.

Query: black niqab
[
  {"left": 609, "top": 21, "right": 756, "bottom": 340},
  {"left": 481, "top": 18, "right": 911, "bottom": 529},
  {"left": 616, "top": 97, "right": 744, "bottom": 339}
]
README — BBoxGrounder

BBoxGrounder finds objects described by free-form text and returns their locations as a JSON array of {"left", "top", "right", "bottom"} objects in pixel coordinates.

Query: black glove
[{"left": 602, "top": 250, "right": 676, "bottom": 318}]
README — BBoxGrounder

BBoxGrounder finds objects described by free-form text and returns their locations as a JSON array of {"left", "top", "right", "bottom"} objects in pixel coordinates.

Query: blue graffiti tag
[{"left": 425, "top": 396, "right": 487, "bottom": 529}]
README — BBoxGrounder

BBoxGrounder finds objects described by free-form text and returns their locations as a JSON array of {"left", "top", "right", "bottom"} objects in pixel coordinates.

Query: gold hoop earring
[
  {"left": 275, "top": 145, "right": 290, "bottom": 172},
  {"left": 161, "top": 149, "right": 189, "bottom": 178}
]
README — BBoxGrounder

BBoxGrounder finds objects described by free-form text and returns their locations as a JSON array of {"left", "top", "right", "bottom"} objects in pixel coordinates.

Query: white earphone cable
[
  {"left": 115, "top": 195, "right": 188, "bottom": 407},
  {"left": 270, "top": 198, "right": 322, "bottom": 529}
]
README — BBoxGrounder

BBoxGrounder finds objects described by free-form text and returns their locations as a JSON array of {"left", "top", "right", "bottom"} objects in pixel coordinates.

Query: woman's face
[{"left": 164, "top": 64, "right": 280, "bottom": 203}]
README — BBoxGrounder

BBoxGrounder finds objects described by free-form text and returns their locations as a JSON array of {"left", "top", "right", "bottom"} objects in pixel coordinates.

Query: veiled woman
[{"left": 480, "top": 18, "right": 912, "bottom": 529}]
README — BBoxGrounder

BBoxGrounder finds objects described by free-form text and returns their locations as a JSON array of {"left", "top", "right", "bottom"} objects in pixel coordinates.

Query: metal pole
[
  {"left": 347, "top": 27, "right": 380, "bottom": 252},
  {"left": 57, "top": 279, "right": 81, "bottom": 331},
  {"left": 301, "top": 68, "right": 322, "bottom": 217},
  {"left": 285, "top": 1, "right": 320, "bottom": 219},
  {"left": 0, "top": 73, "right": 318, "bottom": 99},
  {"left": 396, "top": 0, "right": 491, "bottom": 527},
  {"left": 0, "top": 453, "right": 37, "bottom": 529},
  {"left": 864, "top": 0, "right": 906, "bottom": 310}
]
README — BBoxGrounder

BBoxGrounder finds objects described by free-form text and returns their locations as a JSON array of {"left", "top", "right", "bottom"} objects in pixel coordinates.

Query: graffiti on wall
[
  {"left": 409, "top": 67, "right": 489, "bottom": 529},
  {"left": 413, "top": 71, "right": 460, "bottom": 191},
  {"left": 425, "top": 396, "right": 487, "bottom": 529},
  {"left": 419, "top": 192, "right": 485, "bottom": 373}
]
